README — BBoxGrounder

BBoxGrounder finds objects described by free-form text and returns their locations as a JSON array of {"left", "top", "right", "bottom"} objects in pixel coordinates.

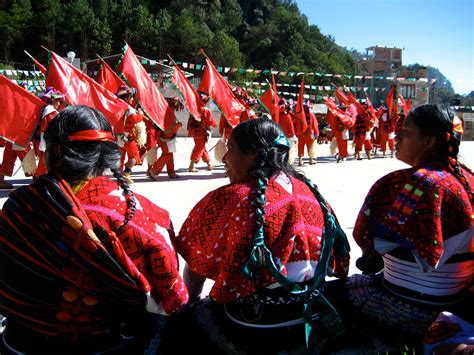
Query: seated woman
[
  {"left": 345, "top": 105, "right": 472, "bottom": 348},
  {"left": 0, "top": 105, "right": 188, "bottom": 354},
  {"left": 167, "top": 118, "right": 351, "bottom": 353}
]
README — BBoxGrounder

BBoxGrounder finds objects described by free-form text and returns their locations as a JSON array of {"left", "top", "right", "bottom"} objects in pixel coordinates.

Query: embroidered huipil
[{"left": 176, "top": 175, "right": 349, "bottom": 303}]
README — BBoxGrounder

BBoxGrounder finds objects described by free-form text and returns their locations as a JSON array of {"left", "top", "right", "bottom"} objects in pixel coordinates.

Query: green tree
[
  {"left": 208, "top": 31, "right": 242, "bottom": 67},
  {"left": 33, "top": 0, "right": 63, "bottom": 50},
  {"left": 171, "top": 9, "right": 213, "bottom": 63},
  {"left": 63, "top": 0, "right": 96, "bottom": 60},
  {"left": 0, "top": 0, "right": 33, "bottom": 61}
]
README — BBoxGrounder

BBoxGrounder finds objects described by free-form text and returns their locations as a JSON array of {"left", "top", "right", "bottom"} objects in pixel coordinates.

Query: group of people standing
[
  {"left": 327, "top": 100, "right": 404, "bottom": 163},
  {"left": 0, "top": 98, "right": 472, "bottom": 353},
  {"left": 0, "top": 81, "right": 411, "bottom": 192}
]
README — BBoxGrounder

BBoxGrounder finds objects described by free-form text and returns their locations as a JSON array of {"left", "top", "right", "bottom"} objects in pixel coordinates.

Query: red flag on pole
[
  {"left": 0, "top": 74, "right": 44, "bottom": 148},
  {"left": 33, "top": 58, "right": 47, "bottom": 76},
  {"left": 116, "top": 44, "right": 176, "bottom": 132},
  {"left": 96, "top": 57, "right": 125, "bottom": 95},
  {"left": 198, "top": 56, "right": 244, "bottom": 127},
  {"left": 271, "top": 73, "right": 280, "bottom": 123},
  {"left": 398, "top": 94, "right": 411, "bottom": 115},
  {"left": 24, "top": 50, "right": 47, "bottom": 75},
  {"left": 386, "top": 83, "right": 397, "bottom": 117},
  {"left": 171, "top": 63, "right": 201, "bottom": 120},
  {"left": 46, "top": 51, "right": 129, "bottom": 134},
  {"left": 259, "top": 73, "right": 280, "bottom": 123},
  {"left": 259, "top": 87, "right": 274, "bottom": 115},
  {"left": 294, "top": 77, "right": 307, "bottom": 132},
  {"left": 335, "top": 86, "right": 349, "bottom": 105},
  {"left": 365, "top": 92, "right": 377, "bottom": 117}
]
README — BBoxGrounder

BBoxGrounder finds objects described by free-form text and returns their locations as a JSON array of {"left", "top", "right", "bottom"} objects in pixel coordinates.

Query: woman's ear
[{"left": 424, "top": 135, "right": 437, "bottom": 150}]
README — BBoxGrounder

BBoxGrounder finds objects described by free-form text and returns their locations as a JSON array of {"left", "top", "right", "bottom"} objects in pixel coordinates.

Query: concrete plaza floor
[{"left": 1, "top": 138, "right": 472, "bottom": 294}]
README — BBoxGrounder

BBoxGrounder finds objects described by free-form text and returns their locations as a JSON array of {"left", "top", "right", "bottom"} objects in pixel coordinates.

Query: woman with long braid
[
  {"left": 344, "top": 104, "right": 473, "bottom": 350},
  {"left": 0, "top": 105, "right": 188, "bottom": 353},
  {"left": 169, "top": 118, "right": 351, "bottom": 353}
]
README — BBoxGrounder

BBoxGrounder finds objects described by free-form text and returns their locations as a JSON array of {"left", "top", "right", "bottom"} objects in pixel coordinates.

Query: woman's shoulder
[
  {"left": 78, "top": 176, "right": 170, "bottom": 226},
  {"left": 373, "top": 164, "right": 466, "bottom": 194},
  {"left": 206, "top": 182, "right": 252, "bottom": 199}
]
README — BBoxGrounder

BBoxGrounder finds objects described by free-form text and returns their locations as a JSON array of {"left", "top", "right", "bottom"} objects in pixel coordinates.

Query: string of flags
[
  {"left": 0, "top": 69, "right": 43, "bottom": 77},
  {"left": 160, "top": 59, "right": 430, "bottom": 83}
]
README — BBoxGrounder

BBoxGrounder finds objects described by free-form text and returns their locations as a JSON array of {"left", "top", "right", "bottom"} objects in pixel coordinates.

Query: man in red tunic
[
  {"left": 239, "top": 98, "right": 258, "bottom": 123},
  {"left": 277, "top": 99, "right": 295, "bottom": 139},
  {"left": 353, "top": 101, "right": 374, "bottom": 160},
  {"left": 32, "top": 87, "right": 64, "bottom": 178},
  {"left": 328, "top": 104, "right": 353, "bottom": 162},
  {"left": 116, "top": 85, "right": 146, "bottom": 184},
  {"left": 295, "top": 101, "right": 319, "bottom": 166},
  {"left": 188, "top": 93, "right": 217, "bottom": 173},
  {"left": 148, "top": 122, "right": 182, "bottom": 179},
  {"left": 378, "top": 106, "right": 396, "bottom": 158}
]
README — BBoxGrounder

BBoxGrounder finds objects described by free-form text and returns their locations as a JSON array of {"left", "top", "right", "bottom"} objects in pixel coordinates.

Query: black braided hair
[
  {"left": 44, "top": 105, "right": 138, "bottom": 231},
  {"left": 409, "top": 105, "right": 473, "bottom": 201},
  {"left": 111, "top": 168, "right": 137, "bottom": 232},
  {"left": 230, "top": 119, "right": 345, "bottom": 278}
]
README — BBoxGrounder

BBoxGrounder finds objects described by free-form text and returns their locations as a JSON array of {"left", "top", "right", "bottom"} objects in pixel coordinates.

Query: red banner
[
  {"left": 116, "top": 44, "right": 176, "bottom": 132},
  {"left": 198, "top": 57, "right": 244, "bottom": 127},
  {"left": 34, "top": 58, "right": 47, "bottom": 76},
  {"left": 335, "top": 86, "right": 349, "bottom": 105},
  {"left": 398, "top": 94, "right": 411, "bottom": 114},
  {"left": 46, "top": 51, "right": 129, "bottom": 134},
  {"left": 293, "top": 77, "right": 307, "bottom": 132},
  {"left": 96, "top": 57, "right": 125, "bottom": 95},
  {"left": 0, "top": 74, "right": 44, "bottom": 148},
  {"left": 171, "top": 64, "right": 201, "bottom": 120},
  {"left": 386, "top": 83, "right": 397, "bottom": 117},
  {"left": 259, "top": 74, "right": 280, "bottom": 123}
]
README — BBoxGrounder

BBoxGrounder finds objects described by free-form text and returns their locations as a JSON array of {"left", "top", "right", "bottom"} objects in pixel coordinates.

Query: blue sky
[{"left": 296, "top": 0, "right": 473, "bottom": 94}]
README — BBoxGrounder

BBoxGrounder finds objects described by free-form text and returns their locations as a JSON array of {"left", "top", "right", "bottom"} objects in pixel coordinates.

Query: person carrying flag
[
  {"left": 295, "top": 100, "right": 319, "bottom": 166},
  {"left": 378, "top": 105, "right": 396, "bottom": 158},
  {"left": 353, "top": 100, "right": 375, "bottom": 160},
  {"left": 328, "top": 104, "right": 353, "bottom": 163},
  {"left": 0, "top": 82, "right": 37, "bottom": 188},
  {"left": 32, "top": 87, "right": 65, "bottom": 178},
  {"left": 187, "top": 93, "right": 217, "bottom": 173},
  {"left": 115, "top": 85, "right": 146, "bottom": 184}
]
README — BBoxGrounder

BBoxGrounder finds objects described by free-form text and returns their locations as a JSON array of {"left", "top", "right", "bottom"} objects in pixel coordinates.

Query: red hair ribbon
[{"left": 67, "top": 130, "right": 115, "bottom": 142}]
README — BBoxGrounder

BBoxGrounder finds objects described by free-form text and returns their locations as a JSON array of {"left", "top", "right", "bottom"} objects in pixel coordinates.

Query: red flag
[
  {"left": 116, "top": 44, "right": 176, "bottom": 132},
  {"left": 271, "top": 74, "right": 280, "bottom": 123},
  {"left": 294, "top": 77, "right": 307, "bottom": 132},
  {"left": 398, "top": 94, "right": 411, "bottom": 115},
  {"left": 259, "top": 74, "right": 280, "bottom": 123},
  {"left": 46, "top": 51, "right": 129, "bottom": 134},
  {"left": 259, "top": 87, "right": 274, "bottom": 114},
  {"left": 24, "top": 51, "right": 47, "bottom": 75},
  {"left": 198, "top": 57, "right": 244, "bottom": 127},
  {"left": 335, "top": 86, "right": 349, "bottom": 105},
  {"left": 34, "top": 58, "right": 47, "bottom": 76},
  {"left": 323, "top": 96, "right": 337, "bottom": 111},
  {"left": 386, "top": 83, "right": 397, "bottom": 117},
  {"left": 0, "top": 75, "right": 44, "bottom": 148},
  {"left": 171, "top": 64, "right": 201, "bottom": 120},
  {"left": 405, "top": 99, "right": 411, "bottom": 114},
  {"left": 96, "top": 57, "right": 125, "bottom": 95},
  {"left": 365, "top": 93, "right": 377, "bottom": 117}
]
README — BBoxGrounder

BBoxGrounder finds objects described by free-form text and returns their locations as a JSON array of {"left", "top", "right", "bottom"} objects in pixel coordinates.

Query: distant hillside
[
  {"left": 462, "top": 91, "right": 474, "bottom": 106},
  {"left": 406, "top": 64, "right": 454, "bottom": 93}
]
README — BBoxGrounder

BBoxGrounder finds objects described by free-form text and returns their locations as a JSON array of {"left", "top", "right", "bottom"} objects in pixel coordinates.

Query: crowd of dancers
[{"left": 0, "top": 80, "right": 409, "bottom": 189}]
